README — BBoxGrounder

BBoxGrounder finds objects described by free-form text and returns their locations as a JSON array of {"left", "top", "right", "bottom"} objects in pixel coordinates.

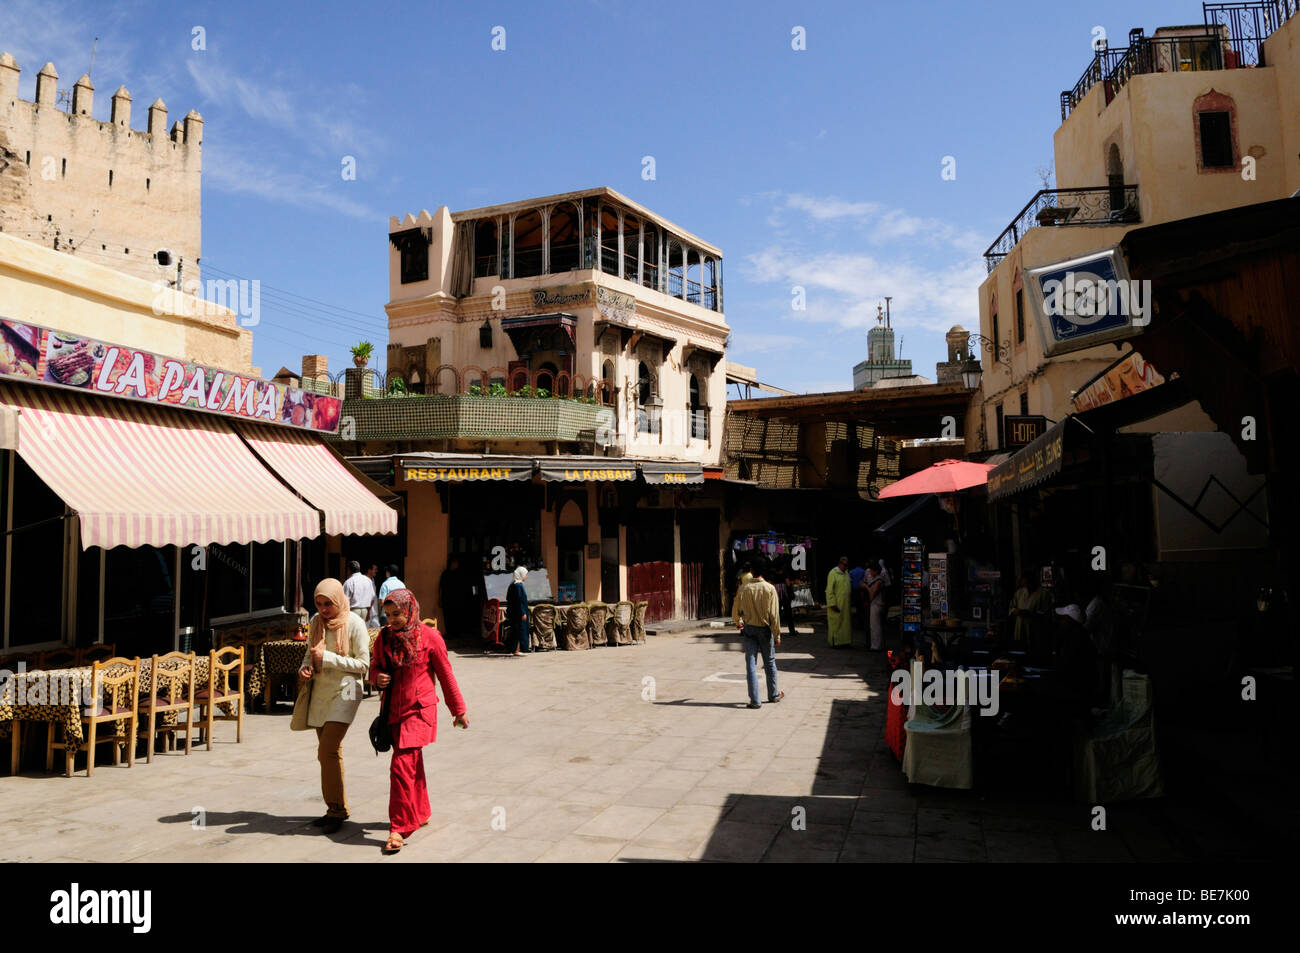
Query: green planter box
[{"left": 332, "top": 394, "right": 610, "bottom": 442}]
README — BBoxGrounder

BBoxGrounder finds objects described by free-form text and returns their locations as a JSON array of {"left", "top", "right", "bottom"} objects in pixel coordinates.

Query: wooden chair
[
  {"left": 587, "top": 602, "right": 610, "bottom": 647},
  {"left": 609, "top": 601, "right": 635, "bottom": 645},
  {"left": 139, "top": 652, "right": 195, "bottom": 762},
  {"left": 190, "top": 646, "right": 245, "bottom": 750},
  {"left": 37, "top": 647, "right": 78, "bottom": 670},
  {"left": 562, "top": 603, "right": 591, "bottom": 651},
  {"left": 219, "top": 631, "right": 245, "bottom": 650},
  {"left": 47, "top": 657, "right": 140, "bottom": 777},
  {"left": 530, "top": 604, "right": 558, "bottom": 651},
  {"left": 632, "top": 601, "right": 649, "bottom": 643},
  {"left": 77, "top": 643, "right": 116, "bottom": 666}
]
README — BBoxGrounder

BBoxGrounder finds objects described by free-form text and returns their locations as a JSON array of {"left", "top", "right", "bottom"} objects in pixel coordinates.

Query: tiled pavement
[{"left": 0, "top": 620, "right": 1251, "bottom": 862}]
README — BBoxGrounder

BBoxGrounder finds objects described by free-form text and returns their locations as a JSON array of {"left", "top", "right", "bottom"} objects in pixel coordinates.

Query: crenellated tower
[{"left": 0, "top": 52, "right": 202, "bottom": 285}]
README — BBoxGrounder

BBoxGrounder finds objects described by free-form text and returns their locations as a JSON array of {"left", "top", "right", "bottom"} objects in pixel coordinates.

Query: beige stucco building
[
  {"left": 969, "top": 6, "right": 1300, "bottom": 449},
  {"left": 382, "top": 188, "right": 728, "bottom": 463},
  {"left": 0, "top": 231, "right": 251, "bottom": 371},
  {"left": 0, "top": 52, "right": 202, "bottom": 287}
]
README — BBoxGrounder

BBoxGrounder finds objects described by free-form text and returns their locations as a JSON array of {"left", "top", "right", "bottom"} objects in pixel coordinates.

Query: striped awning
[
  {"left": 0, "top": 383, "right": 321, "bottom": 550},
  {"left": 238, "top": 425, "right": 397, "bottom": 536}
]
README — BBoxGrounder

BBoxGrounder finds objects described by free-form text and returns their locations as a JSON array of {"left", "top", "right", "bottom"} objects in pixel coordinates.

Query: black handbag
[{"left": 369, "top": 686, "right": 392, "bottom": 754}]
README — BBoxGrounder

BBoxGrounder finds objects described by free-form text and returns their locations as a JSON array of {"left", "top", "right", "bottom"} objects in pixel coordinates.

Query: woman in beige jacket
[{"left": 298, "top": 578, "right": 371, "bottom": 833}]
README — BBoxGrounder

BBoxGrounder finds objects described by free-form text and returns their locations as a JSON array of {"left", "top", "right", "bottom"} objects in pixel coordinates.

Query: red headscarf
[{"left": 381, "top": 588, "right": 424, "bottom": 668}]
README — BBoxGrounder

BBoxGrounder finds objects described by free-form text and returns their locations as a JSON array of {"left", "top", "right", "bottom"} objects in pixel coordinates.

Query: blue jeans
[{"left": 742, "top": 625, "right": 779, "bottom": 705}]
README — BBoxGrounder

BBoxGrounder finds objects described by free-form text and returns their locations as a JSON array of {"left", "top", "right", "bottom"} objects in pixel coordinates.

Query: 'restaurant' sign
[
  {"left": 987, "top": 420, "right": 1065, "bottom": 501},
  {"left": 0, "top": 316, "right": 342, "bottom": 433},
  {"left": 1002, "top": 415, "right": 1048, "bottom": 449},
  {"left": 402, "top": 461, "right": 533, "bottom": 482}
]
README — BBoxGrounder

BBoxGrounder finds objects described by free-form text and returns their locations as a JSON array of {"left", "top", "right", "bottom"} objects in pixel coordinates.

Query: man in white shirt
[
  {"left": 342, "top": 561, "right": 376, "bottom": 625},
  {"left": 377, "top": 564, "right": 405, "bottom": 624}
]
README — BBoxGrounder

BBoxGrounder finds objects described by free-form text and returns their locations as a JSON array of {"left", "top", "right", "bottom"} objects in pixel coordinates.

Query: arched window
[
  {"left": 432, "top": 364, "right": 460, "bottom": 395},
  {"left": 686, "top": 252, "right": 702, "bottom": 306},
  {"left": 641, "top": 224, "right": 660, "bottom": 291},
  {"left": 549, "top": 202, "right": 580, "bottom": 273},
  {"left": 510, "top": 367, "right": 529, "bottom": 393},
  {"left": 537, "top": 361, "right": 558, "bottom": 396},
  {"left": 600, "top": 360, "right": 615, "bottom": 406},
  {"left": 599, "top": 206, "right": 620, "bottom": 274},
  {"left": 621, "top": 214, "right": 641, "bottom": 282},
  {"left": 473, "top": 219, "right": 499, "bottom": 277},
  {"left": 513, "top": 210, "right": 543, "bottom": 278},
  {"left": 582, "top": 202, "right": 599, "bottom": 269},
  {"left": 464, "top": 366, "right": 485, "bottom": 395},
  {"left": 1194, "top": 90, "right": 1237, "bottom": 173},
  {"left": 702, "top": 258, "right": 718, "bottom": 311},
  {"left": 667, "top": 241, "right": 686, "bottom": 298}
]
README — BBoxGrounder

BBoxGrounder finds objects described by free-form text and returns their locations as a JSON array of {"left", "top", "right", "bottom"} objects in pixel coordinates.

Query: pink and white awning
[{"left": 1, "top": 383, "right": 322, "bottom": 549}]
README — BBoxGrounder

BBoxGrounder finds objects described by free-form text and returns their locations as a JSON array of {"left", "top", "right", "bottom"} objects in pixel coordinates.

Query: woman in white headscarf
[{"left": 504, "top": 566, "right": 531, "bottom": 656}]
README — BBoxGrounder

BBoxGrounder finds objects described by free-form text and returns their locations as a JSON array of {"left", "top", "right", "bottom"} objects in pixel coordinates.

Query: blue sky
[{"left": 1, "top": 0, "right": 1196, "bottom": 391}]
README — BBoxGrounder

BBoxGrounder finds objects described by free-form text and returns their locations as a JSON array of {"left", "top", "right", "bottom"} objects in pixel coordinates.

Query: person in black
[{"left": 504, "top": 566, "right": 531, "bottom": 656}]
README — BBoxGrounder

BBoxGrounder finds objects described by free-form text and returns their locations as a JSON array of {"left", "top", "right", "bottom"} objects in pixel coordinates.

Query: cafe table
[
  {"left": 0, "top": 656, "right": 224, "bottom": 773},
  {"left": 245, "top": 639, "right": 308, "bottom": 710}
]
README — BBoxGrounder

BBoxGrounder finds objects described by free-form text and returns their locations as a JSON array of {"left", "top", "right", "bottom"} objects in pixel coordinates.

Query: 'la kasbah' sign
[{"left": 561, "top": 468, "right": 636, "bottom": 482}]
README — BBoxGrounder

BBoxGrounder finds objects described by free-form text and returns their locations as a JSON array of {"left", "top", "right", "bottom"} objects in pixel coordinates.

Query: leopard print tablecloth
[
  {"left": 0, "top": 657, "right": 222, "bottom": 746},
  {"left": 245, "top": 640, "right": 306, "bottom": 702}
]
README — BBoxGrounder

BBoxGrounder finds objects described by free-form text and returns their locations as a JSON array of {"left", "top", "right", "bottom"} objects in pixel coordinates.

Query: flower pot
[{"left": 352, "top": 354, "right": 369, "bottom": 368}]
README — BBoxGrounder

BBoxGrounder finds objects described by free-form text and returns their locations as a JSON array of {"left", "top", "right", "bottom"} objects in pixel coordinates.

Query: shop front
[
  {"left": 369, "top": 452, "right": 711, "bottom": 631},
  {"left": 0, "top": 324, "right": 397, "bottom": 658}
]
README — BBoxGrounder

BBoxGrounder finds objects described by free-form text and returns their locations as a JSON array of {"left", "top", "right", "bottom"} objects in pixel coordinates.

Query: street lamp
[
  {"left": 969, "top": 333, "right": 1011, "bottom": 369},
  {"left": 961, "top": 357, "right": 983, "bottom": 390}
]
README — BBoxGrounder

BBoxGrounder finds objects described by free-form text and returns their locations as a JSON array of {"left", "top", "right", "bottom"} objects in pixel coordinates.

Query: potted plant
[{"left": 350, "top": 340, "right": 373, "bottom": 368}]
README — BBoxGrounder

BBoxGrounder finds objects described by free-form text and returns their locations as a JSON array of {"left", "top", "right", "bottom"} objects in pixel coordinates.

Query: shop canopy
[
  {"left": 237, "top": 424, "right": 397, "bottom": 536},
  {"left": 987, "top": 418, "right": 1071, "bottom": 501},
  {"left": 0, "top": 383, "right": 321, "bottom": 550},
  {"left": 399, "top": 453, "right": 534, "bottom": 483},
  {"left": 537, "top": 457, "right": 638, "bottom": 482},
  {"left": 639, "top": 461, "right": 705, "bottom": 485}
]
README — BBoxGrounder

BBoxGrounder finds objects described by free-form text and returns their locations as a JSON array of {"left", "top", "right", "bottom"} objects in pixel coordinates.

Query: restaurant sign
[
  {"left": 596, "top": 285, "right": 636, "bottom": 324},
  {"left": 987, "top": 421, "right": 1066, "bottom": 501},
  {"left": 1024, "top": 246, "right": 1148, "bottom": 357},
  {"left": 1072, "top": 351, "right": 1164, "bottom": 412},
  {"left": 641, "top": 462, "right": 705, "bottom": 485},
  {"left": 532, "top": 285, "right": 592, "bottom": 308},
  {"left": 1002, "top": 415, "right": 1048, "bottom": 449},
  {"left": 538, "top": 462, "right": 637, "bottom": 482},
  {"left": 402, "top": 461, "right": 533, "bottom": 482},
  {"left": 0, "top": 316, "right": 342, "bottom": 433}
]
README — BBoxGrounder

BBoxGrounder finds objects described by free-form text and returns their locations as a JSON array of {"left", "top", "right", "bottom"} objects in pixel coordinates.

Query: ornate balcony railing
[
  {"left": 1060, "top": 1, "right": 1298, "bottom": 120},
  {"left": 983, "top": 186, "right": 1139, "bottom": 273}
]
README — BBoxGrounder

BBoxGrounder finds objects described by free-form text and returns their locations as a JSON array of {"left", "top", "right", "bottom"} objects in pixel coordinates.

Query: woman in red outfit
[{"left": 370, "top": 588, "right": 469, "bottom": 854}]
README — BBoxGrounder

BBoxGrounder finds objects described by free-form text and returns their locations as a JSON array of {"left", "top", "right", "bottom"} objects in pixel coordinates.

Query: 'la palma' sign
[{"left": 0, "top": 316, "right": 342, "bottom": 433}]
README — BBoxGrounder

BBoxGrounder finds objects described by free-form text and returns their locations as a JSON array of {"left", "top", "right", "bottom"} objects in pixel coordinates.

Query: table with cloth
[
  {"left": 1, "top": 657, "right": 228, "bottom": 772},
  {"left": 245, "top": 640, "right": 308, "bottom": 709}
]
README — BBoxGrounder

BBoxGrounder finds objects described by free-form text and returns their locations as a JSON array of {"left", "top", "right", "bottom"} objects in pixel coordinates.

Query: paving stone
[{"left": 839, "top": 833, "right": 915, "bottom": 862}]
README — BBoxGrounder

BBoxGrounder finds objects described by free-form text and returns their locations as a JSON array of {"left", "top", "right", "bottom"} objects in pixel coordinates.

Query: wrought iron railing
[
  {"left": 983, "top": 186, "right": 1139, "bottom": 273},
  {"left": 1060, "top": 2, "right": 1297, "bottom": 121}
]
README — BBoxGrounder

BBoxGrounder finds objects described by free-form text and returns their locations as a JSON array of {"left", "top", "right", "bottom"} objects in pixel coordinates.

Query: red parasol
[{"left": 877, "top": 458, "right": 993, "bottom": 499}]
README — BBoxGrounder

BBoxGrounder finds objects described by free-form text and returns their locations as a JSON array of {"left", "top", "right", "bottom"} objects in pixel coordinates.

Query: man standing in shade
[
  {"left": 378, "top": 564, "right": 406, "bottom": 625},
  {"left": 826, "top": 555, "right": 853, "bottom": 649},
  {"left": 732, "top": 556, "right": 784, "bottom": 709},
  {"left": 342, "top": 560, "right": 376, "bottom": 625}
]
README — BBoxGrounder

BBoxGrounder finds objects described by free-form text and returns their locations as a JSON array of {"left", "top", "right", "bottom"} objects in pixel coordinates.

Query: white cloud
[{"left": 202, "top": 145, "right": 378, "bottom": 221}]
